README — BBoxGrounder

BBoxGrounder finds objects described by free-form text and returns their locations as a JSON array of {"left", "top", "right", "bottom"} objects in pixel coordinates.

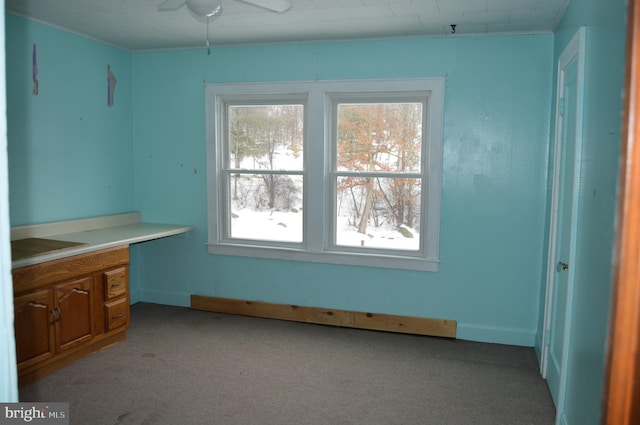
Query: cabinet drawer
[
  {"left": 104, "top": 268, "right": 127, "bottom": 300},
  {"left": 13, "top": 246, "right": 129, "bottom": 294},
  {"left": 105, "top": 299, "right": 129, "bottom": 331}
]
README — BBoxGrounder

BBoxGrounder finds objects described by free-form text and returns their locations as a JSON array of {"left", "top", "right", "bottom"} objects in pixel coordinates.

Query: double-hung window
[{"left": 206, "top": 79, "right": 444, "bottom": 271}]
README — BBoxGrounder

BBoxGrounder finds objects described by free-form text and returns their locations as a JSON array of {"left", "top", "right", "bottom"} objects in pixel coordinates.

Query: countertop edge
[{"left": 11, "top": 219, "right": 195, "bottom": 269}]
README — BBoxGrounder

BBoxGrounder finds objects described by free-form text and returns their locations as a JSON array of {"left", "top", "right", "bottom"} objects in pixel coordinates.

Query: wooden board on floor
[{"left": 191, "top": 295, "right": 456, "bottom": 338}]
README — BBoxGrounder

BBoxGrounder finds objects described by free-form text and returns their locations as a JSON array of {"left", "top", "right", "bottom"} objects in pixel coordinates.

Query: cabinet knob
[{"left": 50, "top": 307, "right": 62, "bottom": 324}]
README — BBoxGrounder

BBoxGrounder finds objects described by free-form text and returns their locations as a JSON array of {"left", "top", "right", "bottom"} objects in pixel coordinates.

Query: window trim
[{"left": 205, "top": 78, "right": 444, "bottom": 272}]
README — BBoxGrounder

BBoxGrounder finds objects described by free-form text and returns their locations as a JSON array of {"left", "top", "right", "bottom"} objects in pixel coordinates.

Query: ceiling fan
[
  {"left": 158, "top": 0, "right": 292, "bottom": 53},
  {"left": 157, "top": 0, "right": 293, "bottom": 18}
]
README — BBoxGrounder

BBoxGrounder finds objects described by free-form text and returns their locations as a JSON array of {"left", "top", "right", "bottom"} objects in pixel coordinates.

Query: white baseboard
[
  {"left": 558, "top": 412, "right": 568, "bottom": 425},
  {"left": 456, "top": 323, "right": 536, "bottom": 346}
]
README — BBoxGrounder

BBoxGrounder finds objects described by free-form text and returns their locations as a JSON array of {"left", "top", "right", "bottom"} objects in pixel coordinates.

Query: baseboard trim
[
  {"left": 139, "top": 290, "right": 191, "bottom": 307},
  {"left": 190, "top": 295, "right": 457, "bottom": 338},
  {"left": 558, "top": 412, "right": 568, "bottom": 425},
  {"left": 456, "top": 323, "right": 536, "bottom": 346}
]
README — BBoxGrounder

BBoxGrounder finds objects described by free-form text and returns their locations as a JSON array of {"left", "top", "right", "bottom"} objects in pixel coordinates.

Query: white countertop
[{"left": 11, "top": 213, "right": 194, "bottom": 268}]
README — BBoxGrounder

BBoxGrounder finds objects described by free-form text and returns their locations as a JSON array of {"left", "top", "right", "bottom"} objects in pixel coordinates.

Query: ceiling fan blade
[
  {"left": 158, "top": 0, "right": 187, "bottom": 11},
  {"left": 235, "top": 0, "right": 292, "bottom": 13}
]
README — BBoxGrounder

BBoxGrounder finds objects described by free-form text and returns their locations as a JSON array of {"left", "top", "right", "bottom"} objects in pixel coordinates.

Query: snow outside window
[{"left": 206, "top": 79, "right": 444, "bottom": 272}]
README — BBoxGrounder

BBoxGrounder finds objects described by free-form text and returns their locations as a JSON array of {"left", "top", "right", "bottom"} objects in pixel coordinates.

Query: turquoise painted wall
[
  {"left": 540, "top": 0, "right": 626, "bottom": 423},
  {"left": 2, "top": 4, "right": 630, "bottom": 417},
  {"left": 4, "top": 12, "right": 556, "bottom": 347},
  {"left": 131, "top": 34, "right": 554, "bottom": 346},
  {"left": 5, "top": 14, "right": 134, "bottom": 226}
]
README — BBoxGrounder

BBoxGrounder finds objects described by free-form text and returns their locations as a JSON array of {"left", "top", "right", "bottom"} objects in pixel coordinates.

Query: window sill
[{"left": 207, "top": 242, "right": 439, "bottom": 272}]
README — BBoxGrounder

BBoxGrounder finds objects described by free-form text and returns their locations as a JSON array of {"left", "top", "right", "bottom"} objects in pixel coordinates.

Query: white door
[
  {"left": 546, "top": 56, "right": 578, "bottom": 405},
  {"left": 541, "top": 27, "right": 586, "bottom": 422},
  {"left": 0, "top": 2, "right": 18, "bottom": 401}
]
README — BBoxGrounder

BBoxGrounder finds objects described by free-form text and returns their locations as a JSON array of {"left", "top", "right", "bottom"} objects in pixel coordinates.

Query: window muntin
[
  {"left": 206, "top": 79, "right": 443, "bottom": 272},
  {"left": 333, "top": 101, "right": 425, "bottom": 252}
]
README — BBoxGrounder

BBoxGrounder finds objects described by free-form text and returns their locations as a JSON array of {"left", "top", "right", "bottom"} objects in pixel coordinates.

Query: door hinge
[
  {"left": 545, "top": 329, "right": 551, "bottom": 347},
  {"left": 558, "top": 97, "right": 565, "bottom": 117}
]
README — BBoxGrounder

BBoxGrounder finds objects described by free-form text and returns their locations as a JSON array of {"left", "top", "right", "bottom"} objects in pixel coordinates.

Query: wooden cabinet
[
  {"left": 54, "top": 277, "right": 95, "bottom": 352},
  {"left": 12, "top": 245, "right": 130, "bottom": 386},
  {"left": 13, "top": 289, "right": 55, "bottom": 369},
  {"left": 103, "top": 266, "right": 129, "bottom": 331}
]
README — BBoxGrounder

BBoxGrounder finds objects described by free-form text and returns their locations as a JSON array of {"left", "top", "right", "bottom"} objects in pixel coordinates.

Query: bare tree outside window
[
  {"left": 335, "top": 103, "right": 424, "bottom": 250},
  {"left": 226, "top": 104, "right": 304, "bottom": 242}
]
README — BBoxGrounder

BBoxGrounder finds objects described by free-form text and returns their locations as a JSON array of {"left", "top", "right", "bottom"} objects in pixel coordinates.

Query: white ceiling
[{"left": 5, "top": 0, "right": 570, "bottom": 51}]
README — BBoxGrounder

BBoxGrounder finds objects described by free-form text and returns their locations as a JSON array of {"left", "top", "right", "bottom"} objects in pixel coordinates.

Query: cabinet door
[
  {"left": 54, "top": 277, "right": 95, "bottom": 352},
  {"left": 14, "top": 289, "right": 56, "bottom": 369}
]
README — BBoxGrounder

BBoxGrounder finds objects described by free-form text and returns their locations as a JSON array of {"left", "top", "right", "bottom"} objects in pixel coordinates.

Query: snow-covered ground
[{"left": 230, "top": 208, "right": 420, "bottom": 251}]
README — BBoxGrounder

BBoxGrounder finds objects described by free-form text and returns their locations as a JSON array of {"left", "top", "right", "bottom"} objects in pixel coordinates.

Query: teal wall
[
  {"left": 537, "top": 0, "right": 626, "bottom": 423},
  {"left": 3, "top": 4, "right": 630, "bottom": 419},
  {"left": 131, "top": 34, "right": 554, "bottom": 346},
  {"left": 5, "top": 14, "right": 134, "bottom": 226},
  {"left": 4, "top": 16, "right": 556, "bottom": 347}
]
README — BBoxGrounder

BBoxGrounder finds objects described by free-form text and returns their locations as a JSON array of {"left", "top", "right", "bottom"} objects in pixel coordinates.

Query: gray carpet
[{"left": 20, "top": 303, "right": 555, "bottom": 425}]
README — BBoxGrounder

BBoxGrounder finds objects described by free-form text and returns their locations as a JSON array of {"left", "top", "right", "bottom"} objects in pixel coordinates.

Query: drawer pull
[
  {"left": 112, "top": 312, "right": 124, "bottom": 319},
  {"left": 110, "top": 282, "right": 124, "bottom": 287}
]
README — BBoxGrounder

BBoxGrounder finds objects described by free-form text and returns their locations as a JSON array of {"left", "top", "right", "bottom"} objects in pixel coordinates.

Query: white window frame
[
  {"left": 206, "top": 78, "right": 444, "bottom": 272},
  {"left": 218, "top": 95, "right": 307, "bottom": 247}
]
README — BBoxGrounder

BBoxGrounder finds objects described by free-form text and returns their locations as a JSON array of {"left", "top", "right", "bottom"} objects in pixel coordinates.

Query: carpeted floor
[{"left": 20, "top": 303, "right": 555, "bottom": 425}]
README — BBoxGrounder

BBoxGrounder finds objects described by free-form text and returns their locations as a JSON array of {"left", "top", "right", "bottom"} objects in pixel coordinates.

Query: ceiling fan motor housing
[{"left": 186, "top": 0, "right": 222, "bottom": 17}]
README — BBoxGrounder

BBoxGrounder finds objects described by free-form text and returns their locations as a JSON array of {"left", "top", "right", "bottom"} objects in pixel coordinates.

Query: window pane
[
  {"left": 228, "top": 173, "right": 303, "bottom": 243},
  {"left": 335, "top": 176, "right": 421, "bottom": 251},
  {"left": 229, "top": 105, "right": 303, "bottom": 171},
  {"left": 336, "top": 103, "right": 422, "bottom": 173}
]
